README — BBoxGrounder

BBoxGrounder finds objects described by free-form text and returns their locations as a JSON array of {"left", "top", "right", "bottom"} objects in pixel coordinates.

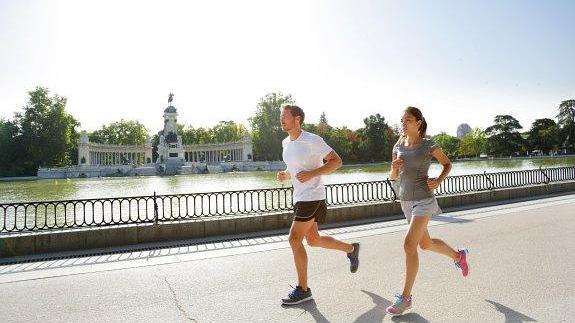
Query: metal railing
[{"left": 1, "top": 166, "right": 574, "bottom": 233}]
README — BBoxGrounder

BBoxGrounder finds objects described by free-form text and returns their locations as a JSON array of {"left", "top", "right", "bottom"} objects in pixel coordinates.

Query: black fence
[{"left": 1, "top": 166, "right": 574, "bottom": 233}]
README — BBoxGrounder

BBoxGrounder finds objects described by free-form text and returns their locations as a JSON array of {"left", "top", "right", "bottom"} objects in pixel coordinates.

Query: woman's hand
[
  {"left": 427, "top": 178, "right": 441, "bottom": 190},
  {"left": 391, "top": 157, "right": 404, "bottom": 172}
]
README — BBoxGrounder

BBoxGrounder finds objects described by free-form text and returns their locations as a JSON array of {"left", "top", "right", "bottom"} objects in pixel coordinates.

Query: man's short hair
[{"left": 281, "top": 104, "right": 305, "bottom": 125}]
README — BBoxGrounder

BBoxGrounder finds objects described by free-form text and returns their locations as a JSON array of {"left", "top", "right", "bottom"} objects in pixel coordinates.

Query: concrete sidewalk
[{"left": 1, "top": 194, "right": 574, "bottom": 322}]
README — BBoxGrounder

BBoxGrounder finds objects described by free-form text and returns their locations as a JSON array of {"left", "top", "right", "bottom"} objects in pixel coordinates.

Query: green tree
[
  {"left": 151, "top": 133, "right": 159, "bottom": 163},
  {"left": 326, "top": 127, "right": 352, "bottom": 161},
  {"left": 316, "top": 111, "right": 332, "bottom": 140},
  {"left": 432, "top": 133, "right": 460, "bottom": 158},
  {"left": 89, "top": 120, "right": 149, "bottom": 145},
  {"left": 211, "top": 121, "right": 248, "bottom": 143},
  {"left": 303, "top": 112, "right": 352, "bottom": 161},
  {"left": 357, "top": 113, "right": 394, "bottom": 162},
  {"left": 458, "top": 128, "right": 487, "bottom": 158},
  {"left": 249, "top": 92, "right": 294, "bottom": 161},
  {"left": 485, "top": 115, "right": 525, "bottom": 157},
  {"left": 557, "top": 99, "right": 575, "bottom": 152},
  {"left": 528, "top": 118, "right": 560, "bottom": 154},
  {"left": 194, "top": 127, "right": 212, "bottom": 144},
  {"left": 178, "top": 125, "right": 196, "bottom": 144},
  {"left": 15, "top": 87, "right": 80, "bottom": 173},
  {"left": 0, "top": 119, "right": 22, "bottom": 176}
]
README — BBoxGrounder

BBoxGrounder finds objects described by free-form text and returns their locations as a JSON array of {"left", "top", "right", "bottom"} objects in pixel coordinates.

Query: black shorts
[{"left": 293, "top": 200, "right": 327, "bottom": 223}]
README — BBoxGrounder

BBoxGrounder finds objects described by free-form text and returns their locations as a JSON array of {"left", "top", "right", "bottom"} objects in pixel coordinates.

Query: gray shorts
[{"left": 400, "top": 196, "right": 442, "bottom": 222}]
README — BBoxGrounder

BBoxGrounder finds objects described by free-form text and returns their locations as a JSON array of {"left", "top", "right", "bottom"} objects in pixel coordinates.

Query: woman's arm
[{"left": 427, "top": 148, "right": 452, "bottom": 190}]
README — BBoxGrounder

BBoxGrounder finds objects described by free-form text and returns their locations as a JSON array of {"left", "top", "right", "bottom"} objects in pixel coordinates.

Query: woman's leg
[
  {"left": 418, "top": 229, "right": 460, "bottom": 260},
  {"left": 402, "top": 215, "right": 430, "bottom": 298}
]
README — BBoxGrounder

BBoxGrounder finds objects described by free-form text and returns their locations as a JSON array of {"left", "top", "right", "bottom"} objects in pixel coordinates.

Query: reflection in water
[{"left": 1, "top": 157, "right": 574, "bottom": 203}]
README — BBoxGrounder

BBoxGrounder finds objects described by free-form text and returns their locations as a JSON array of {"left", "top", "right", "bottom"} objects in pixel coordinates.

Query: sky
[{"left": 0, "top": 0, "right": 574, "bottom": 136}]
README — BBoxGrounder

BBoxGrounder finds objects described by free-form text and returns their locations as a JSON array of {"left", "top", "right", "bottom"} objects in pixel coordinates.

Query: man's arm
[{"left": 296, "top": 150, "right": 342, "bottom": 183}]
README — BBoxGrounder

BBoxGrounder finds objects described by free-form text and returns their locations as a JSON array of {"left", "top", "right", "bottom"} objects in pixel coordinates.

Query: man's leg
[
  {"left": 305, "top": 222, "right": 353, "bottom": 253},
  {"left": 288, "top": 219, "right": 316, "bottom": 290}
]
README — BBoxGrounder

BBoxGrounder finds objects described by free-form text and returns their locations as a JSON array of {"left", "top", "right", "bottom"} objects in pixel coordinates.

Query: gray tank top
[{"left": 392, "top": 138, "right": 439, "bottom": 201}]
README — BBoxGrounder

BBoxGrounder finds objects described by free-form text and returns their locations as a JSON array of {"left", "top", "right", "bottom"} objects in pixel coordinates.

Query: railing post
[
  {"left": 539, "top": 166, "right": 550, "bottom": 184},
  {"left": 483, "top": 171, "right": 494, "bottom": 190},
  {"left": 386, "top": 178, "right": 398, "bottom": 201},
  {"left": 153, "top": 191, "right": 159, "bottom": 225}
]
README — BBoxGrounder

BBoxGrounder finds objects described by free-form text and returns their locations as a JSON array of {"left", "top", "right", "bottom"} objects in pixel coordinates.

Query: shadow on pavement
[
  {"left": 486, "top": 299, "right": 537, "bottom": 322},
  {"left": 353, "top": 290, "right": 393, "bottom": 322},
  {"left": 391, "top": 313, "right": 430, "bottom": 323},
  {"left": 431, "top": 215, "right": 474, "bottom": 224},
  {"left": 281, "top": 299, "right": 330, "bottom": 323}
]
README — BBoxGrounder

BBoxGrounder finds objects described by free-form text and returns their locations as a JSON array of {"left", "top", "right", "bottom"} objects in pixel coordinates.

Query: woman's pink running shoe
[{"left": 455, "top": 248, "right": 469, "bottom": 277}]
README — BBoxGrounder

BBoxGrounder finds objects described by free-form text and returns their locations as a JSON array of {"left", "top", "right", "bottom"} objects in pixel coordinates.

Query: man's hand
[
  {"left": 427, "top": 178, "right": 441, "bottom": 190},
  {"left": 276, "top": 170, "right": 290, "bottom": 182},
  {"left": 296, "top": 170, "right": 315, "bottom": 183}
]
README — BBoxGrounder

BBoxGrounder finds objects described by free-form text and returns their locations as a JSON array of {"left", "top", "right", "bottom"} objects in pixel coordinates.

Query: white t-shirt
[{"left": 282, "top": 131, "right": 333, "bottom": 203}]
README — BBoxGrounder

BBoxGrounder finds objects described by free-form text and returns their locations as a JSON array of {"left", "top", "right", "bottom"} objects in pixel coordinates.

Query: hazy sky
[{"left": 1, "top": 0, "right": 573, "bottom": 136}]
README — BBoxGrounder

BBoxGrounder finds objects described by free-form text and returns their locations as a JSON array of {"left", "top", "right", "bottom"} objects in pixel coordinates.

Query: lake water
[{"left": 1, "top": 156, "right": 573, "bottom": 204}]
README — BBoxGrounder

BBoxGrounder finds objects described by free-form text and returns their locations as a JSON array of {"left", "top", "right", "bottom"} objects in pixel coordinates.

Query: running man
[{"left": 278, "top": 104, "right": 360, "bottom": 305}]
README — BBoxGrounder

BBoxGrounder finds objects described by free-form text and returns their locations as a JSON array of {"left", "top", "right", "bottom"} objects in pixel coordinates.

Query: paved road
[{"left": 1, "top": 194, "right": 574, "bottom": 322}]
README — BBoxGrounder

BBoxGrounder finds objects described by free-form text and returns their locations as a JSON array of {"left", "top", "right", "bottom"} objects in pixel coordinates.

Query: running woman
[{"left": 386, "top": 106, "right": 469, "bottom": 316}]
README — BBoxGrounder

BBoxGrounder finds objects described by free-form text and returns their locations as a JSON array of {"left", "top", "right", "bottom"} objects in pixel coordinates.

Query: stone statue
[{"left": 168, "top": 93, "right": 174, "bottom": 104}]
